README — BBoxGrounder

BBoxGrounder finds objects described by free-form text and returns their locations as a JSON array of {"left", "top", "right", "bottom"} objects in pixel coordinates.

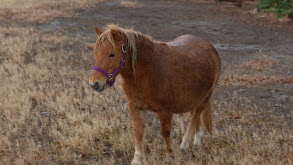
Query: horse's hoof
[
  {"left": 131, "top": 159, "right": 142, "bottom": 165},
  {"left": 167, "top": 148, "right": 173, "bottom": 153},
  {"left": 180, "top": 143, "right": 189, "bottom": 152},
  {"left": 167, "top": 152, "right": 175, "bottom": 160},
  {"left": 193, "top": 138, "right": 202, "bottom": 146}
]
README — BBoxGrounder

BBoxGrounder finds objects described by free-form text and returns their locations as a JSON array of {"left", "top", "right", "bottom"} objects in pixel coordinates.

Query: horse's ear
[
  {"left": 95, "top": 27, "right": 103, "bottom": 36},
  {"left": 110, "top": 29, "right": 120, "bottom": 40}
]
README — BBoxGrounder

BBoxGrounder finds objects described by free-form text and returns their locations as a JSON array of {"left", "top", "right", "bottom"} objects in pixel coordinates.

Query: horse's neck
[{"left": 120, "top": 35, "right": 155, "bottom": 84}]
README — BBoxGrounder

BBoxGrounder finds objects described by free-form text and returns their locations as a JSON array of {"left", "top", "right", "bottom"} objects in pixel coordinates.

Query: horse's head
[{"left": 89, "top": 27, "right": 127, "bottom": 92}]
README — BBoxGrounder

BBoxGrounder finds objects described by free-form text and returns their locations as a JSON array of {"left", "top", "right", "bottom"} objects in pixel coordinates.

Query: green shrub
[{"left": 256, "top": 0, "right": 293, "bottom": 17}]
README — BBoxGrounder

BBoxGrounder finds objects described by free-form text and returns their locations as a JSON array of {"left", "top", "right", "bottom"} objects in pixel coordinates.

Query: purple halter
[{"left": 93, "top": 37, "right": 126, "bottom": 87}]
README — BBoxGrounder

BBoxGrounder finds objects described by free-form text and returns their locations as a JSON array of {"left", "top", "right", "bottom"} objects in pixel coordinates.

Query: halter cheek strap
[{"left": 93, "top": 37, "right": 126, "bottom": 87}]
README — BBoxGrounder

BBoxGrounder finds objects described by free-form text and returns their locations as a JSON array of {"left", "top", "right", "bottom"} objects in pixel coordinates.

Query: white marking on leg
[
  {"left": 180, "top": 133, "right": 191, "bottom": 151},
  {"left": 131, "top": 145, "right": 143, "bottom": 165},
  {"left": 131, "top": 111, "right": 146, "bottom": 165},
  {"left": 131, "top": 160, "right": 142, "bottom": 165},
  {"left": 193, "top": 127, "right": 204, "bottom": 146}
]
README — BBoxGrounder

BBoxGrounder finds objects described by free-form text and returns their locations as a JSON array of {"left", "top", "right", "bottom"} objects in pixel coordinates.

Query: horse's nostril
[{"left": 91, "top": 81, "right": 99, "bottom": 89}]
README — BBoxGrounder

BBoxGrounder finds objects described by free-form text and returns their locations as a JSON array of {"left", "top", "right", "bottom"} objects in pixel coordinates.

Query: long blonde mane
[{"left": 96, "top": 24, "right": 150, "bottom": 73}]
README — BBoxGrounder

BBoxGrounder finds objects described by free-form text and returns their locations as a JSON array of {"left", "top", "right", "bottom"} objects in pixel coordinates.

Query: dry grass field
[{"left": 0, "top": 0, "right": 292, "bottom": 164}]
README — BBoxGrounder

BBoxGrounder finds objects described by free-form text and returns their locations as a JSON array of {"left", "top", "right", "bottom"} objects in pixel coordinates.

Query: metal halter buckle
[
  {"left": 122, "top": 44, "right": 126, "bottom": 53},
  {"left": 108, "top": 74, "right": 113, "bottom": 81}
]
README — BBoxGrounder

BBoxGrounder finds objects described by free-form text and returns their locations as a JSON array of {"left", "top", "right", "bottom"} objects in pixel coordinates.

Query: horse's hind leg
[
  {"left": 193, "top": 123, "right": 204, "bottom": 146},
  {"left": 180, "top": 95, "right": 211, "bottom": 151},
  {"left": 158, "top": 112, "right": 173, "bottom": 152},
  {"left": 180, "top": 108, "right": 202, "bottom": 151},
  {"left": 194, "top": 97, "right": 212, "bottom": 146}
]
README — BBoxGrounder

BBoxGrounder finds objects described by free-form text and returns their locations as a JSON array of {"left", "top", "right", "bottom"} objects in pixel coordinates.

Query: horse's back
[
  {"left": 166, "top": 34, "right": 221, "bottom": 87},
  {"left": 167, "top": 35, "right": 216, "bottom": 56},
  {"left": 166, "top": 35, "right": 196, "bottom": 47},
  {"left": 167, "top": 34, "right": 200, "bottom": 47}
]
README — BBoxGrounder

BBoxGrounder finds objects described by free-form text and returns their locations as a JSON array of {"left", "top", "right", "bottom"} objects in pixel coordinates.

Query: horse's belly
[
  {"left": 150, "top": 91, "right": 205, "bottom": 114},
  {"left": 166, "top": 97, "right": 203, "bottom": 114},
  {"left": 128, "top": 93, "right": 194, "bottom": 113}
]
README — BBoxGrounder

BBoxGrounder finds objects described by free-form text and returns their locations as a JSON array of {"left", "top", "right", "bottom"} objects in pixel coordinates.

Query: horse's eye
[{"left": 109, "top": 53, "right": 115, "bottom": 58}]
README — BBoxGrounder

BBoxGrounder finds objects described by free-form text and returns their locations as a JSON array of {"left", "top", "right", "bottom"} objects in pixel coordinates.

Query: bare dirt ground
[{"left": 0, "top": 0, "right": 292, "bottom": 164}]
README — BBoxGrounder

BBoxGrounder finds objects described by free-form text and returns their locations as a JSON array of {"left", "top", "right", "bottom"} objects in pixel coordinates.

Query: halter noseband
[{"left": 93, "top": 37, "right": 126, "bottom": 87}]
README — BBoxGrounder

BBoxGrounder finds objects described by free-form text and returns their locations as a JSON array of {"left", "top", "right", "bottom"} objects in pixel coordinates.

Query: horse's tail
[{"left": 201, "top": 97, "right": 212, "bottom": 135}]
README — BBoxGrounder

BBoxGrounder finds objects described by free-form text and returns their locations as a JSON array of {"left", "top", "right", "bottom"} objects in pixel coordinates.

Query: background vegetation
[{"left": 256, "top": 0, "right": 293, "bottom": 17}]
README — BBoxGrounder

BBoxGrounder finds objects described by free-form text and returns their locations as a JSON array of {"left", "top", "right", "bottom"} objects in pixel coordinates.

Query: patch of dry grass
[
  {"left": 119, "top": 1, "right": 142, "bottom": 8},
  {"left": 220, "top": 55, "right": 293, "bottom": 86},
  {"left": 1, "top": 28, "right": 292, "bottom": 164},
  {"left": 0, "top": 0, "right": 103, "bottom": 23},
  {"left": 220, "top": 75, "right": 293, "bottom": 86},
  {"left": 236, "top": 59, "right": 278, "bottom": 72},
  {"left": 0, "top": 0, "right": 292, "bottom": 164}
]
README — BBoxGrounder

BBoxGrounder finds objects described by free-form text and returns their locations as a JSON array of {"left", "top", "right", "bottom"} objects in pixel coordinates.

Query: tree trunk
[
  {"left": 286, "top": 0, "right": 293, "bottom": 19},
  {"left": 236, "top": 0, "right": 242, "bottom": 7}
]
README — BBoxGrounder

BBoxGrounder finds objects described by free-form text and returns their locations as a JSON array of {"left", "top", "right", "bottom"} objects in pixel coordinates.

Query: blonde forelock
[{"left": 96, "top": 24, "right": 142, "bottom": 73}]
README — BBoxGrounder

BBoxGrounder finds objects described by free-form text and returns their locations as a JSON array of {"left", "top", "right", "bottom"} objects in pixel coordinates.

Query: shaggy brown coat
[{"left": 89, "top": 25, "right": 221, "bottom": 165}]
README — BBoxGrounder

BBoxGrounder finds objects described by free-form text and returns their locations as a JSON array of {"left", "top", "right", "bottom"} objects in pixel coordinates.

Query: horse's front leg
[
  {"left": 158, "top": 112, "right": 172, "bottom": 152},
  {"left": 129, "top": 104, "right": 145, "bottom": 165}
]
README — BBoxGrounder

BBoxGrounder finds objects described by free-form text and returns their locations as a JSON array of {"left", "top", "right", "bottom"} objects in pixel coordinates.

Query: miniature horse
[{"left": 89, "top": 25, "right": 221, "bottom": 165}]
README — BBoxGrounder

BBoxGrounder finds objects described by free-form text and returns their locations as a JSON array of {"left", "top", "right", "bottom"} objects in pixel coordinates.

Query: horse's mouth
[{"left": 95, "top": 83, "right": 106, "bottom": 92}]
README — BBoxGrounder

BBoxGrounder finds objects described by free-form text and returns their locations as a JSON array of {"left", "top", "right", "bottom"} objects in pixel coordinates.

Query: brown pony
[{"left": 89, "top": 25, "right": 221, "bottom": 165}]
